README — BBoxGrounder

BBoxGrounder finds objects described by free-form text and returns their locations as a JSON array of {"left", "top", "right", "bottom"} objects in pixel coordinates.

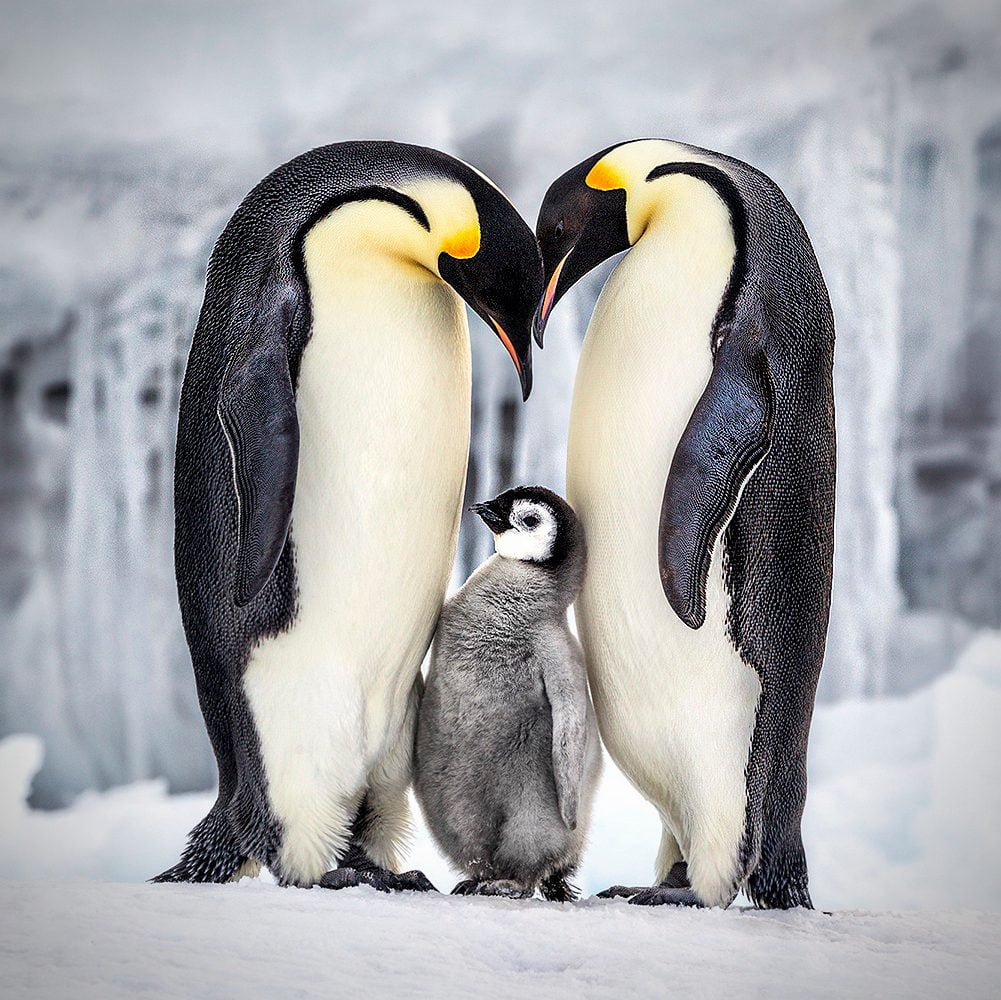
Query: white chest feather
[
  {"left": 567, "top": 173, "right": 761, "bottom": 887},
  {"left": 242, "top": 203, "right": 471, "bottom": 881}
]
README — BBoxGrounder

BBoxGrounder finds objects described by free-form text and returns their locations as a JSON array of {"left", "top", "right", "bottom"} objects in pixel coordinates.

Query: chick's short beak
[{"left": 471, "top": 501, "right": 509, "bottom": 533}]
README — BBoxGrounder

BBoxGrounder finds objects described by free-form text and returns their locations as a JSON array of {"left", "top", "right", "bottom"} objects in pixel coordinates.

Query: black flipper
[
  {"left": 217, "top": 294, "right": 301, "bottom": 607},
  {"left": 659, "top": 301, "right": 774, "bottom": 629}
]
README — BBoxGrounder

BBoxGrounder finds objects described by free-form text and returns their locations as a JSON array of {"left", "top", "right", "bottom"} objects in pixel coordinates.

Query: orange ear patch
[
  {"left": 442, "top": 224, "right": 481, "bottom": 259},
  {"left": 586, "top": 160, "right": 625, "bottom": 191}
]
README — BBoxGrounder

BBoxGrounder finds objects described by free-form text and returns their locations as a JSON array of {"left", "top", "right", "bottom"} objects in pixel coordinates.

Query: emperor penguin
[
  {"left": 156, "top": 142, "right": 544, "bottom": 891},
  {"left": 415, "top": 486, "right": 601, "bottom": 901},
  {"left": 533, "top": 139, "right": 835, "bottom": 909}
]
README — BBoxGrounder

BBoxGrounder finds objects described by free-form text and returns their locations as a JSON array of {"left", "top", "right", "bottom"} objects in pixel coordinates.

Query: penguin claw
[
  {"left": 628, "top": 886, "right": 703, "bottom": 908},
  {"left": 318, "top": 867, "right": 438, "bottom": 894},
  {"left": 451, "top": 879, "right": 480, "bottom": 895}
]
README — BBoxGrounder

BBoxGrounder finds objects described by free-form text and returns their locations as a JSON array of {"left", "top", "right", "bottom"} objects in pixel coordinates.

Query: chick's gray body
[{"left": 416, "top": 492, "right": 600, "bottom": 900}]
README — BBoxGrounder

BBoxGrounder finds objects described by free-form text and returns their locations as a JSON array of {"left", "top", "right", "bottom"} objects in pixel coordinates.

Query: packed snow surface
[{"left": 2, "top": 879, "right": 998, "bottom": 1000}]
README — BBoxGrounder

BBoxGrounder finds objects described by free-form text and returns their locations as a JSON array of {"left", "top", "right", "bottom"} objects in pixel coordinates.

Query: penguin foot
[
  {"left": 393, "top": 870, "right": 438, "bottom": 892},
  {"left": 595, "top": 884, "right": 646, "bottom": 899},
  {"left": 596, "top": 863, "right": 691, "bottom": 901},
  {"left": 319, "top": 867, "right": 437, "bottom": 893},
  {"left": 473, "top": 879, "right": 533, "bottom": 899},
  {"left": 319, "top": 867, "right": 389, "bottom": 892},
  {"left": 662, "top": 861, "right": 690, "bottom": 888},
  {"left": 628, "top": 886, "right": 703, "bottom": 907},
  {"left": 451, "top": 879, "right": 481, "bottom": 895}
]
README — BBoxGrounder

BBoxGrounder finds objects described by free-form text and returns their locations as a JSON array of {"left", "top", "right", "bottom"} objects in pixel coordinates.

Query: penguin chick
[{"left": 415, "top": 486, "right": 601, "bottom": 901}]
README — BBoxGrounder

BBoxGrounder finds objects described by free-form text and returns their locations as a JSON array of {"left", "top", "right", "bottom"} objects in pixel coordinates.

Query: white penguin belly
[
  {"left": 567, "top": 201, "right": 761, "bottom": 898},
  {"left": 243, "top": 215, "right": 471, "bottom": 883}
]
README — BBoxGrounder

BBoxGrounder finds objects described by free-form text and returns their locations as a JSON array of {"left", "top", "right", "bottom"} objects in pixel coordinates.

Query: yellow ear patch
[
  {"left": 586, "top": 160, "right": 626, "bottom": 191},
  {"left": 441, "top": 224, "right": 481, "bottom": 259}
]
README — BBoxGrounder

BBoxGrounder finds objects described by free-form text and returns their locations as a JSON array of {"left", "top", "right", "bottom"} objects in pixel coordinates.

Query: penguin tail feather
[
  {"left": 150, "top": 805, "right": 248, "bottom": 884},
  {"left": 540, "top": 869, "right": 580, "bottom": 903}
]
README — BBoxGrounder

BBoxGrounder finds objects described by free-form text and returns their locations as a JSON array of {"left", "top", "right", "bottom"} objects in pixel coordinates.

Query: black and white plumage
[
  {"left": 534, "top": 139, "right": 836, "bottom": 909},
  {"left": 156, "top": 142, "right": 543, "bottom": 890},
  {"left": 415, "top": 487, "right": 601, "bottom": 901}
]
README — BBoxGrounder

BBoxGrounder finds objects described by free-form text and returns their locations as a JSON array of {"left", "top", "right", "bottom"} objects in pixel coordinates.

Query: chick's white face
[{"left": 494, "top": 500, "right": 557, "bottom": 562}]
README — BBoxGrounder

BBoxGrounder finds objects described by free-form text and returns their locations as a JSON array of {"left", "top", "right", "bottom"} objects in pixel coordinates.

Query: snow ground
[{"left": 2, "top": 879, "right": 998, "bottom": 1000}]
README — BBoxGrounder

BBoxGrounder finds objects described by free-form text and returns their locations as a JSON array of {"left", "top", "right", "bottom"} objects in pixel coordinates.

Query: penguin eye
[
  {"left": 522, "top": 513, "right": 540, "bottom": 530},
  {"left": 554, "top": 219, "right": 565, "bottom": 239}
]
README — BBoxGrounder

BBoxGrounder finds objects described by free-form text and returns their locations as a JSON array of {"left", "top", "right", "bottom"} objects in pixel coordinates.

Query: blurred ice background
[{"left": 0, "top": 0, "right": 999, "bottom": 907}]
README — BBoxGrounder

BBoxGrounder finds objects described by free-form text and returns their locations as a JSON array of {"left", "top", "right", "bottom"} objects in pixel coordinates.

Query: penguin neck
[
  {"left": 473, "top": 554, "right": 577, "bottom": 617},
  {"left": 592, "top": 170, "right": 738, "bottom": 356},
  {"left": 626, "top": 171, "right": 737, "bottom": 266},
  {"left": 303, "top": 198, "right": 442, "bottom": 286}
]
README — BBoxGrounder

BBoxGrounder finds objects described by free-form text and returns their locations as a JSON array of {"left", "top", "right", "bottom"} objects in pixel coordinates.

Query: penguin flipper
[
  {"left": 217, "top": 295, "right": 301, "bottom": 607},
  {"left": 659, "top": 302, "right": 774, "bottom": 629},
  {"left": 542, "top": 639, "right": 590, "bottom": 831}
]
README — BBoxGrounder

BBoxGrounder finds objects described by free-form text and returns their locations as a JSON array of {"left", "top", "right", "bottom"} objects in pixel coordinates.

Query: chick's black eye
[{"left": 523, "top": 514, "right": 540, "bottom": 529}]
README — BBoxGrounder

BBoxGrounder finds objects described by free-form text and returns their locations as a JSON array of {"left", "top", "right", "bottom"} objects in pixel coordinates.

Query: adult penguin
[
  {"left": 156, "top": 141, "right": 543, "bottom": 891},
  {"left": 533, "top": 139, "right": 835, "bottom": 909}
]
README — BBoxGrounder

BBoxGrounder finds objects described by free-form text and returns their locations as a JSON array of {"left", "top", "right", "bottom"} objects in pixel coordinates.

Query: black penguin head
[
  {"left": 533, "top": 145, "right": 632, "bottom": 346},
  {"left": 472, "top": 486, "right": 580, "bottom": 566},
  {"left": 433, "top": 170, "right": 543, "bottom": 401}
]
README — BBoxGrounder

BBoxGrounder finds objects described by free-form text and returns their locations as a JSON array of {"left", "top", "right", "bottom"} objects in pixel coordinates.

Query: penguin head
[
  {"left": 535, "top": 139, "right": 685, "bottom": 345},
  {"left": 403, "top": 165, "right": 543, "bottom": 400},
  {"left": 533, "top": 144, "right": 631, "bottom": 345},
  {"left": 472, "top": 486, "right": 580, "bottom": 566}
]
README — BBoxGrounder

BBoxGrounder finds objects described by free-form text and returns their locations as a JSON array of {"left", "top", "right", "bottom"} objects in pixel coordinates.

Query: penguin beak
[
  {"left": 471, "top": 501, "right": 510, "bottom": 533},
  {"left": 533, "top": 248, "right": 572, "bottom": 348},
  {"left": 436, "top": 239, "right": 538, "bottom": 403},
  {"left": 485, "top": 315, "right": 533, "bottom": 401}
]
